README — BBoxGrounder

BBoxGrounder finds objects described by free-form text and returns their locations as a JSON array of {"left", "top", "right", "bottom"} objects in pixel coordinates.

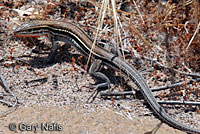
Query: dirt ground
[
  {"left": 0, "top": 0, "right": 200, "bottom": 134},
  {"left": 0, "top": 104, "right": 185, "bottom": 134}
]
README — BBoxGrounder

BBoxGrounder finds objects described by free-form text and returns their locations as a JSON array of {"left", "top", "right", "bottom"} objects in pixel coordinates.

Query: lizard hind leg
[{"left": 87, "top": 59, "right": 111, "bottom": 103}]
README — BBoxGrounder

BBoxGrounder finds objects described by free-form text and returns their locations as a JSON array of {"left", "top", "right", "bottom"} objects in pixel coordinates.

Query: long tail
[{"left": 113, "top": 57, "right": 200, "bottom": 134}]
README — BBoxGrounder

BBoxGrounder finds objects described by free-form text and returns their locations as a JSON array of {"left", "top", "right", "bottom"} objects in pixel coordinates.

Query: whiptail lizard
[{"left": 14, "top": 20, "right": 200, "bottom": 134}]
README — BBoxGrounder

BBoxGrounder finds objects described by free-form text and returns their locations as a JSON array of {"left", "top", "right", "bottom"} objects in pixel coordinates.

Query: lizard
[{"left": 14, "top": 20, "right": 200, "bottom": 134}]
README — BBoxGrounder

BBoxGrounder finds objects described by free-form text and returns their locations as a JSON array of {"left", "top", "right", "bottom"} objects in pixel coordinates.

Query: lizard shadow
[{"left": 13, "top": 44, "right": 88, "bottom": 70}]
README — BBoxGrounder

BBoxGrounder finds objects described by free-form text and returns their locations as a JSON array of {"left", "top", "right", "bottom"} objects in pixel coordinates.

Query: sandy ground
[{"left": 0, "top": 104, "right": 185, "bottom": 134}]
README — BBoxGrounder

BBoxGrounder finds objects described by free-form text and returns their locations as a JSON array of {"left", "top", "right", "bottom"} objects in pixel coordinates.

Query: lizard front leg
[
  {"left": 45, "top": 37, "right": 58, "bottom": 63},
  {"left": 87, "top": 59, "right": 111, "bottom": 103}
]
